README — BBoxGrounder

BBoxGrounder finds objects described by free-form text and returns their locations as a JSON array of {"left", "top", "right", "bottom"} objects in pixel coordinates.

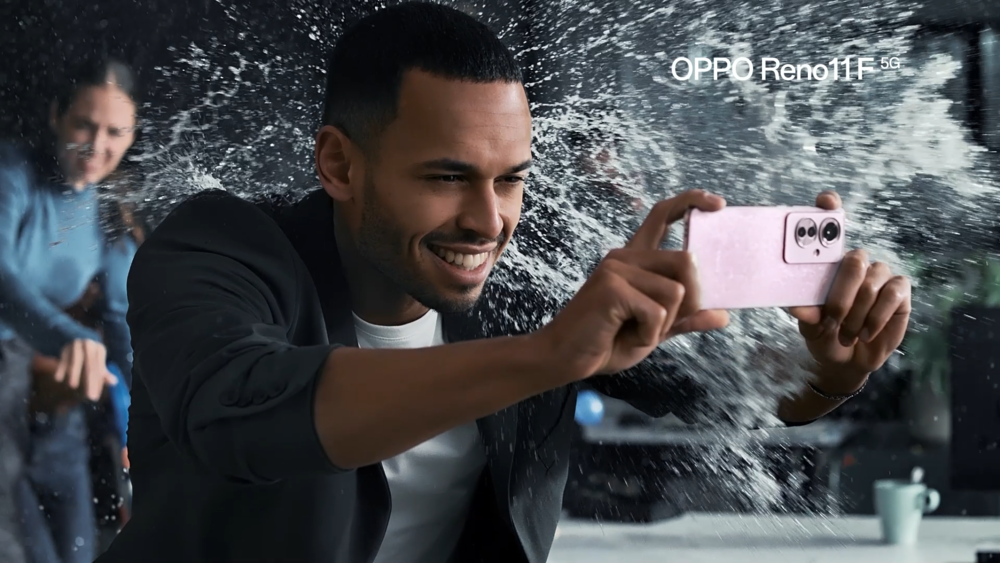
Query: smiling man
[
  {"left": 97, "top": 3, "right": 912, "bottom": 563},
  {"left": 336, "top": 69, "right": 531, "bottom": 322}
]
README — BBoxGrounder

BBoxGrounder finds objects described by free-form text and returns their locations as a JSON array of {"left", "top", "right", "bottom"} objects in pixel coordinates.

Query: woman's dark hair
[{"left": 52, "top": 56, "right": 140, "bottom": 118}]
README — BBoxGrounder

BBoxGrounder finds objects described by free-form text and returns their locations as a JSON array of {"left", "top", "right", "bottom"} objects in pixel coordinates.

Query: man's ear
[{"left": 316, "top": 125, "right": 363, "bottom": 202}]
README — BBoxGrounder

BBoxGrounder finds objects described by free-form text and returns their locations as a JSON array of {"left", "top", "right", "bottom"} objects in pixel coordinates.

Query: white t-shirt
[{"left": 354, "top": 310, "right": 487, "bottom": 563}]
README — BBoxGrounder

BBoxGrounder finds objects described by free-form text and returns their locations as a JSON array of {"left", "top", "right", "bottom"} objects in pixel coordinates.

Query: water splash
[{"left": 121, "top": 0, "right": 998, "bottom": 514}]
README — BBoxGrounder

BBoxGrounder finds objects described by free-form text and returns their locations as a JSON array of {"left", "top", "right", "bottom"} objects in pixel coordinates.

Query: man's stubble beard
[{"left": 356, "top": 178, "right": 483, "bottom": 314}]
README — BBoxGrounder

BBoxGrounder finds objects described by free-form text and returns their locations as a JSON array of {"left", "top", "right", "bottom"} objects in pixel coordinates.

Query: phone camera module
[
  {"left": 794, "top": 218, "right": 817, "bottom": 248},
  {"left": 819, "top": 218, "right": 840, "bottom": 246}
]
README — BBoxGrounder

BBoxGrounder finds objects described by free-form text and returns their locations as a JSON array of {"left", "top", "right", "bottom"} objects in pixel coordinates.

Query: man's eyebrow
[
  {"left": 418, "top": 158, "right": 533, "bottom": 175},
  {"left": 419, "top": 159, "right": 476, "bottom": 173},
  {"left": 505, "top": 159, "right": 532, "bottom": 174}
]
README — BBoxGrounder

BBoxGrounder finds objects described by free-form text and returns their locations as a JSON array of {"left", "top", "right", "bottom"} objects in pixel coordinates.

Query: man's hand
[
  {"left": 535, "top": 189, "right": 730, "bottom": 380},
  {"left": 788, "top": 191, "right": 912, "bottom": 390}
]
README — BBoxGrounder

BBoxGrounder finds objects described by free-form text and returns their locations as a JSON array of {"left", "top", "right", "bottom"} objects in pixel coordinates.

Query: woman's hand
[
  {"left": 31, "top": 339, "right": 118, "bottom": 412},
  {"left": 54, "top": 338, "right": 118, "bottom": 401}
]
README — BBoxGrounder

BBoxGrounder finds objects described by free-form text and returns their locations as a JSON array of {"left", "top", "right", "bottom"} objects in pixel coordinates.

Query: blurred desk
[{"left": 550, "top": 513, "right": 1000, "bottom": 563}]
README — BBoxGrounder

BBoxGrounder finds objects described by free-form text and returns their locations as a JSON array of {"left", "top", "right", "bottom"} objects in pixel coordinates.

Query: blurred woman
[{"left": 0, "top": 56, "right": 139, "bottom": 563}]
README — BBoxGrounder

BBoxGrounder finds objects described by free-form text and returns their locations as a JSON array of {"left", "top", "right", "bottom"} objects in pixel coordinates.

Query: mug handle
[{"left": 922, "top": 488, "right": 941, "bottom": 513}]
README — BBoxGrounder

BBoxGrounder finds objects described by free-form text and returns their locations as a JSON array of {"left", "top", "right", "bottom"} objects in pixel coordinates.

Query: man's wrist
[{"left": 809, "top": 361, "right": 870, "bottom": 397}]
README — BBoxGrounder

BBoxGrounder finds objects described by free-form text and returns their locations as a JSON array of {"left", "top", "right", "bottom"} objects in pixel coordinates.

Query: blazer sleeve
[
  {"left": 126, "top": 191, "right": 342, "bottom": 484},
  {"left": 586, "top": 347, "right": 708, "bottom": 423},
  {"left": 587, "top": 310, "right": 814, "bottom": 428}
]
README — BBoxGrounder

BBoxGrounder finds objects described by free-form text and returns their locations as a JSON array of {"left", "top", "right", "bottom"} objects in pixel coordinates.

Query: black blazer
[{"left": 96, "top": 189, "right": 707, "bottom": 563}]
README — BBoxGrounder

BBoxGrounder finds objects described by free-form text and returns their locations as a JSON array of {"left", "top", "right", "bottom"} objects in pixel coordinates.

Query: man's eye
[
  {"left": 435, "top": 175, "right": 462, "bottom": 183},
  {"left": 500, "top": 176, "right": 526, "bottom": 184}
]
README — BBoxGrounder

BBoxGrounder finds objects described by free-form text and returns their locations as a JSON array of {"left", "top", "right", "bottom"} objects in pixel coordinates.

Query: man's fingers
[
  {"left": 603, "top": 260, "right": 687, "bottom": 338},
  {"left": 787, "top": 305, "right": 822, "bottom": 326},
  {"left": 839, "top": 262, "right": 893, "bottom": 345},
  {"left": 815, "top": 190, "right": 842, "bottom": 211},
  {"left": 858, "top": 276, "right": 912, "bottom": 343},
  {"left": 627, "top": 189, "right": 725, "bottom": 250},
  {"left": 669, "top": 309, "right": 730, "bottom": 336},
  {"left": 603, "top": 249, "right": 700, "bottom": 319},
  {"left": 818, "top": 249, "right": 869, "bottom": 338},
  {"left": 608, "top": 275, "right": 672, "bottom": 349},
  {"left": 605, "top": 248, "right": 697, "bottom": 278}
]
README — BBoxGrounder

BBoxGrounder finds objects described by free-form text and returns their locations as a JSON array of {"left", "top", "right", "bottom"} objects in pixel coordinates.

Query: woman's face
[{"left": 51, "top": 83, "right": 136, "bottom": 190}]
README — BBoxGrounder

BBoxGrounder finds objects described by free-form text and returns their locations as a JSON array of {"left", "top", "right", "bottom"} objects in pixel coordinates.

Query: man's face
[{"left": 351, "top": 71, "right": 532, "bottom": 313}]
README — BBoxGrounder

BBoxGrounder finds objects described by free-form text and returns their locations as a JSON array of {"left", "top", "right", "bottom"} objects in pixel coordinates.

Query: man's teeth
[{"left": 432, "top": 247, "right": 490, "bottom": 270}]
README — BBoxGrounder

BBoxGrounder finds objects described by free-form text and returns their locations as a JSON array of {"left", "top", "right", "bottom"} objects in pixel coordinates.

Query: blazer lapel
[
  {"left": 474, "top": 410, "right": 518, "bottom": 529},
  {"left": 442, "top": 309, "right": 519, "bottom": 529}
]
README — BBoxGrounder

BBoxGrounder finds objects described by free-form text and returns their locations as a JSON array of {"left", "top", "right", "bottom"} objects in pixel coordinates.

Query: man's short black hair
[{"left": 321, "top": 1, "right": 523, "bottom": 151}]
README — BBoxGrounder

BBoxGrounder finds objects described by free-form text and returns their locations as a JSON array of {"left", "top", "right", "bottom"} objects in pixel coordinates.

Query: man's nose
[{"left": 457, "top": 181, "right": 504, "bottom": 241}]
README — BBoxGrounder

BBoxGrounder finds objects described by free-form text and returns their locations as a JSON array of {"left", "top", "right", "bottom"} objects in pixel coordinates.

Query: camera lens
[
  {"left": 822, "top": 221, "right": 839, "bottom": 241},
  {"left": 819, "top": 218, "right": 841, "bottom": 247},
  {"left": 794, "top": 218, "right": 817, "bottom": 248}
]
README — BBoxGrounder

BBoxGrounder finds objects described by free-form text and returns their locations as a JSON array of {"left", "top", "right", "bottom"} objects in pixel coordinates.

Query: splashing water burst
[{"left": 123, "top": 0, "right": 998, "bottom": 515}]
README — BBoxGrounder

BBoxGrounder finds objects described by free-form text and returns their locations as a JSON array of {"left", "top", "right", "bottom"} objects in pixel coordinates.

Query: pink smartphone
[{"left": 683, "top": 206, "right": 846, "bottom": 309}]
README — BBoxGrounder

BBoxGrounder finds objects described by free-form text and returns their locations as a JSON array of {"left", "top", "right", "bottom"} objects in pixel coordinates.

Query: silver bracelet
[{"left": 807, "top": 377, "right": 868, "bottom": 401}]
